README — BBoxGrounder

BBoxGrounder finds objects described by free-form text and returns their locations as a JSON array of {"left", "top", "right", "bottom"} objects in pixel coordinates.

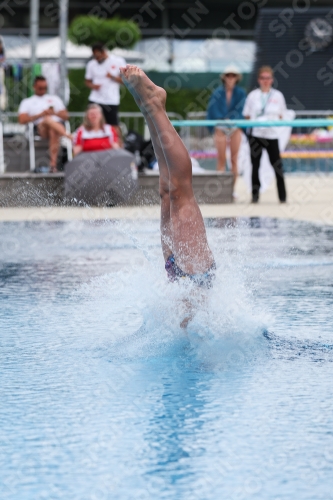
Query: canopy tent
[
  {"left": 137, "top": 37, "right": 255, "bottom": 73},
  {"left": 5, "top": 37, "right": 145, "bottom": 67}
]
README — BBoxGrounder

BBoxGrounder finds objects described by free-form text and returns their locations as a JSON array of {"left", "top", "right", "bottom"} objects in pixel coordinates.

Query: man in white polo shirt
[
  {"left": 18, "top": 75, "right": 70, "bottom": 172},
  {"left": 85, "top": 42, "right": 125, "bottom": 138}
]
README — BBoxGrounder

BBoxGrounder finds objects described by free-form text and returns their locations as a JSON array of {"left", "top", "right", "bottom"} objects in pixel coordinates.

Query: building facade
[{"left": 1, "top": 0, "right": 333, "bottom": 38}]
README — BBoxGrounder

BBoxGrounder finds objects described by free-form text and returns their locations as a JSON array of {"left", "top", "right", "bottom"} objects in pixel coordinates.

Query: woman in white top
[{"left": 243, "top": 66, "right": 287, "bottom": 203}]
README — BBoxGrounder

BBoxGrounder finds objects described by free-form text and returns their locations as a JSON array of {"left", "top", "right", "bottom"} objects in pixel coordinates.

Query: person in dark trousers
[
  {"left": 207, "top": 65, "right": 246, "bottom": 197},
  {"left": 243, "top": 65, "right": 287, "bottom": 203},
  {"left": 85, "top": 42, "right": 125, "bottom": 144}
]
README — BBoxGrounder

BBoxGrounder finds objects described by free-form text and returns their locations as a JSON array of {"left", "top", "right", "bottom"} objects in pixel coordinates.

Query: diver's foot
[
  {"left": 120, "top": 65, "right": 166, "bottom": 115},
  {"left": 119, "top": 66, "right": 141, "bottom": 107}
]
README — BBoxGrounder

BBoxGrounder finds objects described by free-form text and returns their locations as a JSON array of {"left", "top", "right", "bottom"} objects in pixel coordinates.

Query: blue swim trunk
[{"left": 165, "top": 254, "right": 216, "bottom": 289}]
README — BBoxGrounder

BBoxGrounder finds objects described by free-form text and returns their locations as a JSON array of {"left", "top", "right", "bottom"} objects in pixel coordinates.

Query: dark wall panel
[{"left": 251, "top": 8, "right": 333, "bottom": 110}]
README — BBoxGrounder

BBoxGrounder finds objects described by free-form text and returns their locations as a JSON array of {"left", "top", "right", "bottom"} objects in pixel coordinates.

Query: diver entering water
[{"left": 120, "top": 65, "right": 215, "bottom": 295}]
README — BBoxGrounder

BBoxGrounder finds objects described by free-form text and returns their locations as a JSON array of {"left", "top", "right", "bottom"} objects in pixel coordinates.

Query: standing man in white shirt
[
  {"left": 243, "top": 66, "right": 287, "bottom": 203},
  {"left": 18, "top": 76, "right": 70, "bottom": 173},
  {"left": 85, "top": 42, "right": 125, "bottom": 142}
]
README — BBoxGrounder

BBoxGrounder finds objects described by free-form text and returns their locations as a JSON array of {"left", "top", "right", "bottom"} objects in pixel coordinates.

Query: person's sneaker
[{"left": 251, "top": 196, "right": 259, "bottom": 203}]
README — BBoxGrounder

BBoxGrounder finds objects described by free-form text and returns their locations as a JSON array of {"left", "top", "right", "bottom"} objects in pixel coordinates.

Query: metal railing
[
  {"left": 2, "top": 110, "right": 333, "bottom": 174},
  {"left": 67, "top": 111, "right": 182, "bottom": 138},
  {"left": 177, "top": 111, "right": 333, "bottom": 174},
  {"left": 182, "top": 110, "right": 333, "bottom": 147},
  {"left": 0, "top": 111, "right": 183, "bottom": 173},
  {"left": 0, "top": 111, "right": 182, "bottom": 137}
]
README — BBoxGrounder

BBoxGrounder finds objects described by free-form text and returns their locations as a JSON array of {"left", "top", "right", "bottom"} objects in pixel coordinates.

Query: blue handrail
[{"left": 170, "top": 119, "right": 333, "bottom": 128}]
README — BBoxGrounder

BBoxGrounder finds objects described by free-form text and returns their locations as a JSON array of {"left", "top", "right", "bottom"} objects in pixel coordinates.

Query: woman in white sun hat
[{"left": 207, "top": 64, "right": 246, "bottom": 195}]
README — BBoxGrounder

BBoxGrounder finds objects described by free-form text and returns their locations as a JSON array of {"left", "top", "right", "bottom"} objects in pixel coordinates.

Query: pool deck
[{"left": 0, "top": 174, "right": 333, "bottom": 225}]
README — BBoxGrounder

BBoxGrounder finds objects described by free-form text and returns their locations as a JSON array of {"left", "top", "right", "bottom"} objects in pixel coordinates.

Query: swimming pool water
[
  {"left": 199, "top": 157, "right": 333, "bottom": 173},
  {"left": 1, "top": 218, "right": 333, "bottom": 500}
]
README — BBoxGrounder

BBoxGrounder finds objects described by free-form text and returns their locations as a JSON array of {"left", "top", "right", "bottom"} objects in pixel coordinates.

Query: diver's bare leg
[
  {"left": 146, "top": 115, "right": 173, "bottom": 260},
  {"left": 120, "top": 71, "right": 172, "bottom": 260},
  {"left": 121, "top": 65, "right": 214, "bottom": 275}
]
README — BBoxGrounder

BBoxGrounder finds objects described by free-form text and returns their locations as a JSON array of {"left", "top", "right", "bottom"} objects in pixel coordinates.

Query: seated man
[{"left": 18, "top": 75, "right": 71, "bottom": 173}]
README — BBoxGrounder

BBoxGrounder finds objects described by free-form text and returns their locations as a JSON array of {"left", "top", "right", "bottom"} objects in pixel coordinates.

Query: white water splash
[{"left": 67, "top": 219, "right": 270, "bottom": 369}]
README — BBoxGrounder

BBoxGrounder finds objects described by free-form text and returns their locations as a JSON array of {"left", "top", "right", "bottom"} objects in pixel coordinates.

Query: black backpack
[{"left": 124, "top": 130, "right": 156, "bottom": 172}]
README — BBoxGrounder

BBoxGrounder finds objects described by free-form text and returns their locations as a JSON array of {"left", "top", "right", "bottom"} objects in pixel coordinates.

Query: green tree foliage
[{"left": 68, "top": 16, "right": 141, "bottom": 49}]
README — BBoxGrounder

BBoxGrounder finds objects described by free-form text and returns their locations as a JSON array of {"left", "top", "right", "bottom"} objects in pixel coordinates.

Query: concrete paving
[{"left": 0, "top": 174, "right": 332, "bottom": 225}]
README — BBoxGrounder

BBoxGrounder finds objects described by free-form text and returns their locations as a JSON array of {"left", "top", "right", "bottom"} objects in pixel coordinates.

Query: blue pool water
[
  {"left": 199, "top": 157, "right": 333, "bottom": 173},
  {"left": 1, "top": 218, "right": 333, "bottom": 499}
]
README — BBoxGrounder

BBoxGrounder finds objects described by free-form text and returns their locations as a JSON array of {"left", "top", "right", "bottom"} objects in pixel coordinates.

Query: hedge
[{"left": 68, "top": 69, "right": 222, "bottom": 117}]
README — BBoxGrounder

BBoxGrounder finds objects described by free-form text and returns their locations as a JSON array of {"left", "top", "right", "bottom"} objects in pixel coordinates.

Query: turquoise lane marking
[{"left": 170, "top": 119, "right": 333, "bottom": 128}]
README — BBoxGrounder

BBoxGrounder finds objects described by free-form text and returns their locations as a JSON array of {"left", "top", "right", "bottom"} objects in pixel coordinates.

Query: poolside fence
[{"left": 1, "top": 111, "right": 333, "bottom": 174}]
